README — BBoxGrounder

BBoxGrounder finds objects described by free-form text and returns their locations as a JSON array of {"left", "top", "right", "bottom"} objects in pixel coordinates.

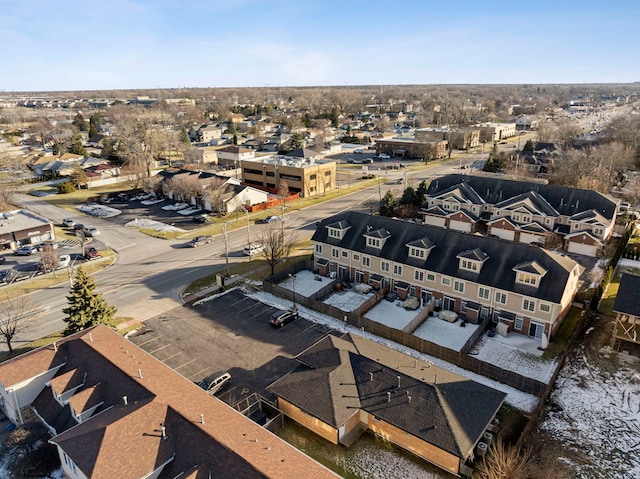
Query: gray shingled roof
[
  {"left": 427, "top": 174, "right": 616, "bottom": 219},
  {"left": 268, "top": 334, "right": 505, "bottom": 460},
  {"left": 613, "top": 274, "right": 640, "bottom": 317},
  {"left": 313, "top": 212, "right": 578, "bottom": 303}
]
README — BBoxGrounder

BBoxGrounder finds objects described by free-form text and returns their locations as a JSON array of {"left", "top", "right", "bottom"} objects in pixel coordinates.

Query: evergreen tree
[
  {"left": 72, "top": 113, "right": 89, "bottom": 131},
  {"left": 415, "top": 180, "right": 429, "bottom": 208},
  {"left": 380, "top": 190, "right": 396, "bottom": 217},
  {"left": 400, "top": 186, "right": 417, "bottom": 206},
  {"left": 88, "top": 121, "right": 99, "bottom": 138},
  {"left": 522, "top": 139, "right": 535, "bottom": 152},
  {"left": 68, "top": 135, "right": 87, "bottom": 157},
  {"left": 63, "top": 267, "right": 117, "bottom": 336},
  {"left": 290, "top": 132, "right": 305, "bottom": 150}
]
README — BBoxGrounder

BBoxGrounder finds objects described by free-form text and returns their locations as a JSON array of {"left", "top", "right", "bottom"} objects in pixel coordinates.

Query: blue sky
[{"left": 1, "top": 0, "right": 638, "bottom": 91}]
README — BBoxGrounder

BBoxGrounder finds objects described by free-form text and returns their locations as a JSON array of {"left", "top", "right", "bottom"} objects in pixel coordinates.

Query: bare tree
[
  {"left": 277, "top": 179, "right": 290, "bottom": 198},
  {"left": 39, "top": 249, "right": 59, "bottom": 276},
  {"left": 0, "top": 295, "right": 38, "bottom": 353},
  {"left": 259, "top": 223, "right": 295, "bottom": 276}
]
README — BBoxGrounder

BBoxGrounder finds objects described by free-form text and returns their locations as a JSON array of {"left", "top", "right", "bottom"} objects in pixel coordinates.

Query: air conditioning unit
[{"left": 476, "top": 442, "right": 488, "bottom": 457}]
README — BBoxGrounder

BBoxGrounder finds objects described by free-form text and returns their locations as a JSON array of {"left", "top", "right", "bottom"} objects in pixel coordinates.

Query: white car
[
  {"left": 84, "top": 226, "right": 101, "bottom": 237},
  {"left": 62, "top": 218, "right": 76, "bottom": 227},
  {"left": 378, "top": 153, "right": 391, "bottom": 159},
  {"left": 243, "top": 243, "right": 265, "bottom": 256},
  {"left": 57, "top": 254, "right": 71, "bottom": 269}
]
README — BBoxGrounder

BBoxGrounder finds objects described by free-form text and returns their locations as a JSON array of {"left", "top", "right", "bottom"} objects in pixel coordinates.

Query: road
[{"left": 4, "top": 159, "right": 465, "bottom": 352}]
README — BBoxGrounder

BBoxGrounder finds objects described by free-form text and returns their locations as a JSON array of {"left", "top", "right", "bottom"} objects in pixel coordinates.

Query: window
[
  {"left": 409, "top": 247, "right": 425, "bottom": 259},
  {"left": 414, "top": 270, "right": 424, "bottom": 282},
  {"left": 393, "top": 264, "right": 403, "bottom": 275},
  {"left": 442, "top": 277, "right": 451, "bottom": 286},
  {"left": 342, "top": 251, "right": 348, "bottom": 258},
  {"left": 539, "top": 303, "right": 551, "bottom": 313},
  {"left": 367, "top": 237, "right": 381, "bottom": 248},
  {"left": 331, "top": 248, "right": 339, "bottom": 258},
  {"left": 353, "top": 254, "right": 360, "bottom": 261},
  {"left": 478, "top": 287, "right": 490, "bottom": 300},
  {"left": 454, "top": 280, "right": 465, "bottom": 293},
  {"left": 495, "top": 292, "right": 507, "bottom": 304},
  {"left": 362, "top": 256, "right": 370, "bottom": 267},
  {"left": 310, "top": 174, "right": 317, "bottom": 180},
  {"left": 381, "top": 261, "right": 390, "bottom": 273},
  {"left": 328, "top": 228, "right": 341, "bottom": 238},
  {"left": 315, "top": 244, "right": 323, "bottom": 254},
  {"left": 460, "top": 301, "right": 467, "bottom": 313},
  {"left": 523, "top": 299, "right": 535, "bottom": 312},
  {"left": 427, "top": 273, "right": 435, "bottom": 282},
  {"left": 515, "top": 316, "right": 523, "bottom": 330},
  {"left": 460, "top": 259, "right": 479, "bottom": 272},
  {"left": 517, "top": 272, "right": 538, "bottom": 287}
]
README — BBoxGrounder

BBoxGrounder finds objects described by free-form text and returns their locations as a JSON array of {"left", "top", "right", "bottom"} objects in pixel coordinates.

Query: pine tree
[
  {"left": 380, "top": 191, "right": 396, "bottom": 217},
  {"left": 63, "top": 267, "right": 117, "bottom": 336}
]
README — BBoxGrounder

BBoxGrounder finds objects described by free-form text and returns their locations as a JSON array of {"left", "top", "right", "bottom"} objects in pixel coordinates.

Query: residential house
[
  {"left": 610, "top": 273, "right": 640, "bottom": 349},
  {"left": 423, "top": 174, "right": 618, "bottom": 256},
  {"left": 0, "top": 209, "right": 55, "bottom": 250},
  {"left": 268, "top": 333, "right": 506, "bottom": 477},
  {"left": 241, "top": 155, "right": 336, "bottom": 197},
  {"left": 0, "top": 325, "right": 338, "bottom": 479},
  {"left": 312, "top": 211, "right": 582, "bottom": 339}
]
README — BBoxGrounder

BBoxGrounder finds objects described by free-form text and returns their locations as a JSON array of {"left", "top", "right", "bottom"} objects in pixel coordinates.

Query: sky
[{"left": 1, "top": 0, "right": 639, "bottom": 92}]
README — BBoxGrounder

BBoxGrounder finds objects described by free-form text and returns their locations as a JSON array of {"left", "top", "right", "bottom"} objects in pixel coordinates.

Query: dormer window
[
  {"left": 326, "top": 220, "right": 351, "bottom": 240},
  {"left": 457, "top": 248, "right": 488, "bottom": 273},
  {"left": 363, "top": 228, "right": 391, "bottom": 249},
  {"left": 406, "top": 237, "right": 434, "bottom": 260},
  {"left": 513, "top": 260, "right": 547, "bottom": 288}
]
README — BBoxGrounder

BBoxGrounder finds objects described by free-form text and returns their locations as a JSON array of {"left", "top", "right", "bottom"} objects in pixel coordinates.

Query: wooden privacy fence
[{"left": 264, "top": 266, "right": 551, "bottom": 397}]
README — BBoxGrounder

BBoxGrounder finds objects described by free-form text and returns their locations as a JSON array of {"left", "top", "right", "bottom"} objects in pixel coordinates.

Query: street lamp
[{"left": 289, "top": 273, "right": 297, "bottom": 311}]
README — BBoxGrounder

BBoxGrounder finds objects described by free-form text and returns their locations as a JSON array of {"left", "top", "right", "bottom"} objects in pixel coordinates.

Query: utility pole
[{"left": 223, "top": 222, "right": 230, "bottom": 277}]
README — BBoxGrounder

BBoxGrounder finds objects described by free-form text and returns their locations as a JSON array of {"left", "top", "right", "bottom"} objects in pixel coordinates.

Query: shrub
[{"left": 57, "top": 181, "right": 76, "bottom": 194}]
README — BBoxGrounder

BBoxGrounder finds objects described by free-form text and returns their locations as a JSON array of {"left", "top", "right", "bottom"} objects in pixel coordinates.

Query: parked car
[
  {"left": 270, "top": 309, "right": 299, "bottom": 328},
  {"left": 198, "top": 371, "right": 231, "bottom": 395},
  {"left": 188, "top": 235, "right": 212, "bottom": 247},
  {"left": 192, "top": 214, "right": 208, "bottom": 224},
  {"left": 263, "top": 215, "right": 281, "bottom": 223},
  {"left": 243, "top": 243, "right": 264, "bottom": 256},
  {"left": 73, "top": 223, "right": 85, "bottom": 231},
  {"left": 14, "top": 245, "right": 37, "bottom": 256},
  {"left": 0, "top": 255, "right": 5, "bottom": 264},
  {"left": 62, "top": 218, "right": 76, "bottom": 227},
  {"left": 0, "top": 270, "right": 15, "bottom": 284},
  {"left": 84, "top": 226, "right": 101, "bottom": 237},
  {"left": 354, "top": 149, "right": 364, "bottom": 154},
  {"left": 57, "top": 254, "right": 71, "bottom": 269},
  {"left": 378, "top": 153, "right": 391, "bottom": 159},
  {"left": 85, "top": 247, "right": 100, "bottom": 260}
]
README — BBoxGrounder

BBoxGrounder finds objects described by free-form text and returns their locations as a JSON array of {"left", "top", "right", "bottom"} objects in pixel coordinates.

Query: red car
[{"left": 85, "top": 247, "right": 100, "bottom": 260}]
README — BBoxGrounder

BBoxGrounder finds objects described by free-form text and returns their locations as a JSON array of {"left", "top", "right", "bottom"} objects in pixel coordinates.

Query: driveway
[{"left": 128, "top": 288, "right": 335, "bottom": 406}]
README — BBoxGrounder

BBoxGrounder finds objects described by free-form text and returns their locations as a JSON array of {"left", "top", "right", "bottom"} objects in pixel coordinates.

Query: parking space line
[
  {"left": 173, "top": 358, "right": 197, "bottom": 370},
  {"left": 137, "top": 336, "right": 162, "bottom": 347},
  {"left": 188, "top": 367, "right": 212, "bottom": 381},
  {"left": 162, "top": 351, "right": 183, "bottom": 363},
  {"left": 149, "top": 344, "right": 171, "bottom": 354}
]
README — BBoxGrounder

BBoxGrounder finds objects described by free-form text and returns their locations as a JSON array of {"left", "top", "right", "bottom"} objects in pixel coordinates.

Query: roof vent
[
  {"left": 370, "top": 372, "right": 374, "bottom": 382},
  {"left": 387, "top": 392, "right": 391, "bottom": 403},
  {"left": 123, "top": 396, "right": 128, "bottom": 406},
  {"left": 162, "top": 426, "right": 167, "bottom": 440},
  {"left": 434, "top": 374, "right": 438, "bottom": 385},
  {"left": 397, "top": 375, "right": 401, "bottom": 388},
  {"left": 89, "top": 333, "right": 93, "bottom": 342},
  {"left": 138, "top": 369, "right": 143, "bottom": 379},
  {"left": 200, "top": 414, "right": 205, "bottom": 424}
]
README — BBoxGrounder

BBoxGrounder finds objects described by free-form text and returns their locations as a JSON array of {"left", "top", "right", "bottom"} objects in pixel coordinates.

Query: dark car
[
  {"left": 14, "top": 245, "right": 37, "bottom": 256},
  {"left": 270, "top": 309, "right": 299, "bottom": 328},
  {"left": 85, "top": 247, "right": 100, "bottom": 260},
  {"left": 0, "top": 269, "right": 15, "bottom": 284},
  {"left": 192, "top": 215, "right": 208, "bottom": 224},
  {"left": 74, "top": 223, "right": 85, "bottom": 231},
  {"left": 37, "top": 240, "right": 59, "bottom": 252},
  {"left": 187, "top": 235, "right": 212, "bottom": 247},
  {"left": 0, "top": 255, "right": 5, "bottom": 264}
]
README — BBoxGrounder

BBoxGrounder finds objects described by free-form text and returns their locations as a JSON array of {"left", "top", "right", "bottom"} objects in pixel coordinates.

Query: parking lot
[
  {"left": 93, "top": 194, "right": 207, "bottom": 231},
  {"left": 128, "top": 288, "right": 336, "bottom": 406}
]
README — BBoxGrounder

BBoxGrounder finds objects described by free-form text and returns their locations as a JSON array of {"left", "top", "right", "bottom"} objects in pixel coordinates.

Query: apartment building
[{"left": 312, "top": 212, "right": 582, "bottom": 339}]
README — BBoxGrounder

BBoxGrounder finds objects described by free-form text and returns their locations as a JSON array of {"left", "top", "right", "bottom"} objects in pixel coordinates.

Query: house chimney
[
  {"left": 162, "top": 426, "right": 167, "bottom": 440},
  {"left": 138, "top": 369, "right": 143, "bottom": 379},
  {"left": 123, "top": 396, "right": 128, "bottom": 406},
  {"left": 200, "top": 414, "right": 205, "bottom": 424},
  {"left": 387, "top": 392, "right": 391, "bottom": 403}
]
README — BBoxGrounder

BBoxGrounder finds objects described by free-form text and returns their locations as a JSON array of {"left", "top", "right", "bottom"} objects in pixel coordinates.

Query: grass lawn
[
  {"left": 39, "top": 184, "right": 127, "bottom": 212},
  {"left": 598, "top": 274, "right": 621, "bottom": 317},
  {"left": 543, "top": 307, "right": 583, "bottom": 359}
]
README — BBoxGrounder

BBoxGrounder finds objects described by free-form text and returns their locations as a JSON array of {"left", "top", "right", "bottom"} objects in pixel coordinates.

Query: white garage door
[
  {"left": 425, "top": 216, "right": 446, "bottom": 228},
  {"left": 567, "top": 241, "right": 597, "bottom": 257},
  {"left": 450, "top": 220, "right": 471, "bottom": 233},
  {"left": 520, "top": 232, "right": 543, "bottom": 245},
  {"left": 492, "top": 228, "right": 515, "bottom": 241}
]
